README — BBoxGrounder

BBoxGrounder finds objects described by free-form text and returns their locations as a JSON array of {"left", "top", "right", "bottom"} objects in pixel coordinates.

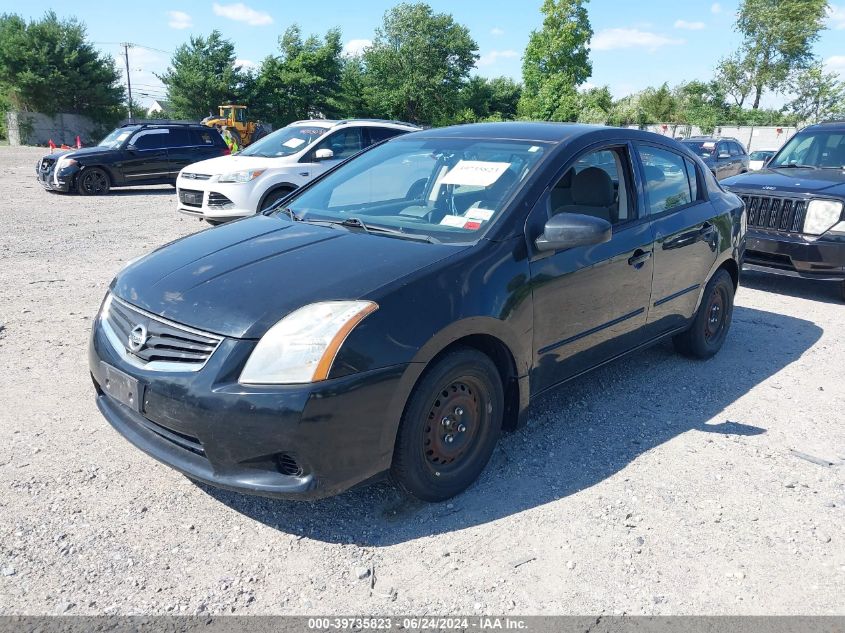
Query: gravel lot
[{"left": 1, "top": 145, "right": 843, "bottom": 616}]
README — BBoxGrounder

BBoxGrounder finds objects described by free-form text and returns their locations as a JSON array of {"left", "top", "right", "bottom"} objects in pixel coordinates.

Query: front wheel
[
  {"left": 391, "top": 347, "right": 503, "bottom": 502},
  {"left": 260, "top": 188, "right": 294, "bottom": 212},
  {"left": 673, "top": 269, "right": 734, "bottom": 359},
  {"left": 76, "top": 168, "right": 110, "bottom": 195}
]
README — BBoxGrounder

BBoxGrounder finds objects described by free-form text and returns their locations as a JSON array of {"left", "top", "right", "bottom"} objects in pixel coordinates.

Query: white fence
[{"left": 628, "top": 124, "right": 799, "bottom": 152}]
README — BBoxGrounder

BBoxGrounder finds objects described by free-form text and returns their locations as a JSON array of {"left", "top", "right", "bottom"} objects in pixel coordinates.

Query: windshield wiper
[
  {"left": 771, "top": 164, "right": 819, "bottom": 170},
  {"left": 324, "top": 216, "right": 439, "bottom": 243}
]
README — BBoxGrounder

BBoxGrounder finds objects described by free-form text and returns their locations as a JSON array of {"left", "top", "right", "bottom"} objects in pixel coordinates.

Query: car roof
[
  {"left": 408, "top": 121, "right": 624, "bottom": 144},
  {"left": 801, "top": 120, "right": 845, "bottom": 132},
  {"left": 289, "top": 119, "right": 420, "bottom": 131}
]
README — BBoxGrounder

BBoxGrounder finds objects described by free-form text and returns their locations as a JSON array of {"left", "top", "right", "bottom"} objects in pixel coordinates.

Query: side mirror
[
  {"left": 126, "top": 144, "right": 138, "bottom": 153},
  {"left": 535, "top": 213, "right": 612, "bottom": 252},
  {"left": 314, "top": 148, "right": 334, "bottom": 161},
  {"left": 718, "top": 152, "right": 731, "bottom": 159}
]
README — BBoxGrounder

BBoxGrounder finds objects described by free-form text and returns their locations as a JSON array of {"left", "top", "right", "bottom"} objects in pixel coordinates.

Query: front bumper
[
  {"left": 35, "top": 162, "right": 73, "bottom": 192},
  {"left": 744, "top": 229, "right": 845, "bottom": 281},
  {"left": 89, "top": 313, "right": 410, "bottom": 499},
  {"left": 176, "top": 177, "right": 255, "bottom": 221}
]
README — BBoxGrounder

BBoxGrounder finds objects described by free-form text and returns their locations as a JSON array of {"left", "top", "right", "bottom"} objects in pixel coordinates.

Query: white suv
[{"left": 176, "top": 119, "right": 419, "bottom": 223}]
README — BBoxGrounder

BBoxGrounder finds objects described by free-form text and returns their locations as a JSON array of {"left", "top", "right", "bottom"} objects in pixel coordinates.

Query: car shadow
[
  {"left": 107, "top": 187, "right": 176, "bottom": 197},
  {"left": 741, "top": 269, "right": 843, "bottom": 305},
  {"left": 199, "top": 305, "right": 822, "bottom": 546}
]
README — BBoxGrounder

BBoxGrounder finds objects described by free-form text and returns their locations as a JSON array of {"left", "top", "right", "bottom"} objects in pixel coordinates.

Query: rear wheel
[
  {"left": 673, "top": 269, "right": 734, "bottom": 359},
  {"left": 260, "top": 187, "right": 293, "bottom": 212},
  {"left": 76, "top": 168, "right": 110, "bottom": 195},
  {"left": 391, "top": 347, "right": 503, "bottom": 502}
]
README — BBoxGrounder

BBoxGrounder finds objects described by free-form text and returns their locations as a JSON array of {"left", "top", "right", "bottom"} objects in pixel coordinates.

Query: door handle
[
  {"left": 628, "top": 249, "right": 652, "bottom": 268},
  {"left": 699, "top": 222, "right": 715, "bottom": 235},
  {"left": 299, "top": 172, "right": 309, "bottom": 177}
]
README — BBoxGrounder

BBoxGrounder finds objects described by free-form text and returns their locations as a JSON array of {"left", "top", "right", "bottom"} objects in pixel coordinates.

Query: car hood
[
  {"left": 181, "top": 154, "right": 296, "bottom": 176},
  {"left": 43, "top": 146, "right": 112, "bottom": 161},
  {"left": 722, "top": 168, "right": 845, "bottom": 196},
  {"left": 111, "top": 215, "right": 463, "bottom": 339}
]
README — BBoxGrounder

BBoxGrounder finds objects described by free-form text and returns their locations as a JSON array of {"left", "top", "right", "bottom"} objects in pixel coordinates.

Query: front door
[
  {"left": 637, "top": 143, "right": 720, "bottom": 334},
  {"left": 121, "top": 128, "right": 172, "bottom": 183},
  {"left": 302, "top": 127, "right": 366, "bottom": 178},
  {"left": 529, "top": 144, "right": 656, "bottom": 394}
]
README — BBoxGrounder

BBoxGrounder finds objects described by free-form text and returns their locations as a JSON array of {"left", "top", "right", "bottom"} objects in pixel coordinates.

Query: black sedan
[{"left": 89, "top": 122, "right": 745, "bottom": 502}]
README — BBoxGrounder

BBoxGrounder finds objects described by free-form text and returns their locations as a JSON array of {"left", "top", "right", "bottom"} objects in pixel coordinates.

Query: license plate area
[{"left": 100, "top": 362, "right": 144, "bottom": 412}]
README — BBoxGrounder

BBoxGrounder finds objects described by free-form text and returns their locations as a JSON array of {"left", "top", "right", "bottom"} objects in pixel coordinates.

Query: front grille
[
  {"left": 39, "top": 157, "right": 56, "bottom": 172},
  {"left": 179, "top": 188, "right": 204, "bottom": 207},
  {"left": 208, "top": 192, "right": 235, "bottom": 209},
  {"left": 103, "top": 295, "right": 222, "bottom": 371},
  {"left": 739, "top": 194, "right": 807, "bottom": 234},
  {"left": 181, "top": 172, "right": 212, "bottom": 181},
  {"left": 136, "top": 416, "right": 205, "bottom": 456}
]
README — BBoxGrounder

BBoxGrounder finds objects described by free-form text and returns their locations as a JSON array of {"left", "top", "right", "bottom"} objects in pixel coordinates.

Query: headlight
[
  {"left": 239, "top": 301, "right": 378, "bottom": 384},
  {"left": 57, "top": 156, "right": 78, "bottom": 170},
  {"left": 804, "top": 200, "right": 843, "bottom": 235},
  {"left": 217, "top": 169, "right": 265, "bottom": 183}
]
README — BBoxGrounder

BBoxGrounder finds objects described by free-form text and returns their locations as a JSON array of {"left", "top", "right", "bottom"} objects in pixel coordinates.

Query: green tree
[
  {"left": 519, "top": 0, "right": 592, "bottom": 121},
  {"left": 159, "top": 30, "right": 244, "bottom": 120},
  {"left": 638, "top": 83, "right": 677, "bottom": 123},
  {"left": 721, "top": 0, "right": 828, "bottom": 110},
  {"left": 458, "top": 76, "right": 522, "bottom": 122},
  {"left": 0, "top": 12, "right": 124, "bottom": 122},
  {"left": 576, "top": 85, "right": 612, "bottom": 123},
  {"left": 363, "top": 3, "right": 478, "bottom": 125},
  {"left": 254, "top": 26, "right": 344, "bottom": 125},
  {"left": 674, "top": 80, "right": 728, "bottom": 132},
  {"left": 786, "top": 62, "right": 845, "bottom": 124},
  {"left": 336, "top": 56, "right": 376, "bottom": 119}
]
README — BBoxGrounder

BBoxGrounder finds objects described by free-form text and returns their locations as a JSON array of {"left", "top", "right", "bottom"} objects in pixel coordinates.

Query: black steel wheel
[
  {"left": 391, "top": 347, "right": 503, "bottom": 502},
  {"left": 76, "top": 168, "right": 110, "bottom": 195},
  {"left": 673, "top": 269, "right": 734, "bottom": 359}
]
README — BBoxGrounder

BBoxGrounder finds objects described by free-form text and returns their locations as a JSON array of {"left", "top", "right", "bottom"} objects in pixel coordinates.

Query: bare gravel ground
[{"left": 0, "top": 145, "right": 844, "bottom": 616}]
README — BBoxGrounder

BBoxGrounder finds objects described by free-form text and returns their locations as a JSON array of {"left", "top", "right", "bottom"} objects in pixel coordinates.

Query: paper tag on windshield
[
  {"left": 703, "top": 142, "right": 716, "bottom": 149},
  {"left": 440, "top": 215, "right": 468, "bottom": 228},
  {"left": 440, "top": 160, "right": 510, "bottom": 187},
  {"left": 465, "top": 208, "right": 494, "bottom": 221},
  {"left": 283, "top": 137, "right": 306, "bottom": 149}
]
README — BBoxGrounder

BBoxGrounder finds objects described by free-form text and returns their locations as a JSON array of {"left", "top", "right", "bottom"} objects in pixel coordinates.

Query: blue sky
[{"left": 3, "top": 0, "right": 844, "bottom": 109}]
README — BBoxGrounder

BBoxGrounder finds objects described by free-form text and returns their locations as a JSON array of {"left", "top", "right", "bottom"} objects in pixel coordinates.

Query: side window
[
  {"left": 639, "top": 145, "right": 697, "bottom": 215},
  {"left": 165, "top": 128, "right": 191, "bottom": 148},
  {"left": 735, "top": 142, "right": 748, "bottom": 156},
  {"left": 549, "top": 147, "right": 633, "bottom": 224},
  {"left": 191, "top": 129, "right": 217, "bottom": 146},
  {"left": 131, "top": 129, "right": 169, "bottom": 150},
  {"left": 684, "top": 158, "right": 699, "bottom": 201},
  {"left": 716, "top": 142, "right": 728, "bottom": 158},
  {"left": 313, "top": 128, "right": 365, "bottom": 160},
  {"left": 728, "top": 142, "right": 741, "bottom": 157},
  {"left": 367, "top": 127, "right": 405, "bottom": 144}
]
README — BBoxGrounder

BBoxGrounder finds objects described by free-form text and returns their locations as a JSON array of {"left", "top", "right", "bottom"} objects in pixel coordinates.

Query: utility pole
[{"left": 121, "top": 42, "right": 134, "bottom": 122}]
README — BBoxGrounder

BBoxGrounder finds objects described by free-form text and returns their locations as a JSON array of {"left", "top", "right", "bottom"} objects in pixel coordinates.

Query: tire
[
  {"left": 76, "top": 168, "right": 110, "bottom": 195},
  {"left": 205, "top": 219, "right": 224, "bottom": 226},
  {"left": 391, "top": 347, "right": 503, "bottom": 502},
  {"left": 260, "top": 187, "right": 293, "bottom": 212},
  {"left": 673, "top": 269, "right": 734, "bottom": 359}
]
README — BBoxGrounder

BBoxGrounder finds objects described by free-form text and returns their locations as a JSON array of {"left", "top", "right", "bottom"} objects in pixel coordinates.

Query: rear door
[
  {"left": 637, "top": 143, "right": 719, "bottom": 333},
  {"left": 528, "top": 142, "right": 656, "bottom": 394},
  {"left": 121, "top": 128, "right": 171, "bottom": 183}
]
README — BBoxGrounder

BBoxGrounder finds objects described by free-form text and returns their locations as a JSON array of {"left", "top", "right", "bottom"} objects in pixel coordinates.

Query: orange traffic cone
[
  {"left": 76, "top": 135, "right": 82, "bottom": 149},
  {"left": 60, "top": 144, "right": 70, "bottom": 149},
  {"left": 48, "top": 139, "right": 56, "bottom": 150}
]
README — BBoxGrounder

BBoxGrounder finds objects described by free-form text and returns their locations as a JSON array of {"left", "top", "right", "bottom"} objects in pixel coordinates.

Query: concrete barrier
[{"left": 5, "top": 111, "right": 100, "bottom": 147}]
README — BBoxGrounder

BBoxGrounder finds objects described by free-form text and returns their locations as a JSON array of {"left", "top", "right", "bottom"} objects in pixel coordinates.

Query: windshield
[
  {"left": 98, "top": 127, "right": 135, "bottom": 149},
  {"left": 681, "top": 141, "right": 716, "bottom": 159},
  {"left": 769, "top": 131, "right": 845, "bottom": 169},
  {"left": 749, "top": 150, "right": 774, "bottom": 161},
  {"left": 239, "top": 125, "right": 328, "bottom": 158},
  {"left": 278, "top": 137, "right": 548, "bottom": 244}
]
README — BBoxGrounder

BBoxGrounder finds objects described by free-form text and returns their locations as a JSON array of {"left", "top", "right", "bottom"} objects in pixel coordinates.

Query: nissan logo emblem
[{"left": 127, "top": 324, "right": 148, "bottom": 353}]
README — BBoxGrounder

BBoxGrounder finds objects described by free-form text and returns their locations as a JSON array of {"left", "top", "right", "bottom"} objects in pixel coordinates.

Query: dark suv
[
  {"left": 722, "top": 121, "right": 845, "bottom": 300},
  {"left": 36, "top": 122, "right": 229, "bottom": 195},
  {"left": 681, "top": 137, "right": 750, "bottom": 180}
]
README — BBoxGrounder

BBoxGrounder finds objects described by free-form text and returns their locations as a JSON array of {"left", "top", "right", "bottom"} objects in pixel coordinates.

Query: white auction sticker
[
  {"left": 440, "top": 215, "right": 468, "bottom": 228},
  {"left": 465, "top": 208, "right": 494, "bottom": 221},
  {"left": 440, "top": 160, "right": 511, "bottom": 187},
  {"left": 283, "top": 137, "right": 307, "bottom": 149}
]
